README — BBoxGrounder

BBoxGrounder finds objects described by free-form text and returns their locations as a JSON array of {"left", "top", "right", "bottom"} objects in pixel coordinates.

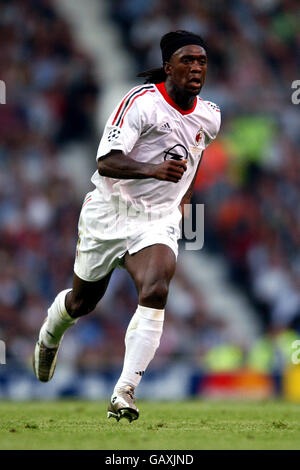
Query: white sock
[
  {"left": 40, "top": 289, "right": 77, "bottom": 348},
  {"left": 114, "top": 304, "right": 164, "bottom": 392}
]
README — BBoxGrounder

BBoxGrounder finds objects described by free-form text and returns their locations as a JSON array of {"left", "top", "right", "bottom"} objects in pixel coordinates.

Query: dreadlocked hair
[{"left": 137, "top": 67, "right": 167, "bottom": 84}]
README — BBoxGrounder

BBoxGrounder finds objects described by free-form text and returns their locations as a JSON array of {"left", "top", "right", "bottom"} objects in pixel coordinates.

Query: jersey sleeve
[
  {"left": 204, "top": 101, "right": 221, "bottom": 148},
  {"left": 96, "top": 89, "right": 145, "bottom": 159}
]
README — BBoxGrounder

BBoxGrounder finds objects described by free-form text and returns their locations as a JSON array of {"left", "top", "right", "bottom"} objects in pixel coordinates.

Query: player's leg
[
  {"left": 125, "top": 243, "right": 176, "bottom": 308},
  {"left": 42, "top": 271, "right": 113, "bottom": 345},
  {"left": 33, "top": 271, "right": 113, "bottom": 382},
  {"left": 108, "top": 244, "right": 176, "bottom": 422}
]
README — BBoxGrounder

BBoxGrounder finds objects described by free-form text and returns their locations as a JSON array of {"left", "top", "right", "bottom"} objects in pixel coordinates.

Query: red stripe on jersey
[
  {"left": 111, "top": 86, "right": 141, "bottom": 125},
  {"left": 155, "top": 82, "right": 197, "bottom": 115},
  {"left": 82, "top": 197, "right": 92, "bottom": 207},
  {"left": 119, "top": 89, "right": 155, "bottom": 128}
]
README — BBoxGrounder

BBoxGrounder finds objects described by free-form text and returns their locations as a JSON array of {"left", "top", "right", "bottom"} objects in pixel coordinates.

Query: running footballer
[{"left": 33, "top": 30, "right": 221, "bottom": 422}]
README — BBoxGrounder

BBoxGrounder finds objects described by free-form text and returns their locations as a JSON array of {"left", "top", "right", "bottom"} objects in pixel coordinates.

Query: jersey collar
[{"left": 155, "top": 82, "right": 197, "bottom": 115}]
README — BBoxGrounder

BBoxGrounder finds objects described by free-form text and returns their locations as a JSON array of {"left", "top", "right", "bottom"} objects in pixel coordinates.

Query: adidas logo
[
  {"left": 135, "top": 371, "right": 145, "bottom": 376},
  {"left": 159, "top": 122, "right": 172, "bottom": 132}
]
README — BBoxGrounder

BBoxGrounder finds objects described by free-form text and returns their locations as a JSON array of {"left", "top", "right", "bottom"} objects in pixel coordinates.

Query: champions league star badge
[{"left": 107, "top": 128, "right": 121, "bottom": 142}]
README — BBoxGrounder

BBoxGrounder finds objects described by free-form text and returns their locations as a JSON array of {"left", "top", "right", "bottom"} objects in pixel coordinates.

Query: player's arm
[
  {"left": 98, "top": 150, "right": 187, "bottom": 183},
  {"left": 180, "top": 154, "right": 203, "bottom": 217}
]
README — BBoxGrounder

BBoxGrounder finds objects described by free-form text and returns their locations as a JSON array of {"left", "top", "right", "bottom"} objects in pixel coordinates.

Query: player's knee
[
  {"left": 66, "top": 296, "right": 96, "bottom": 318},
  {"left": 139, "top": 280, "right": 169, "bottom": 307}
]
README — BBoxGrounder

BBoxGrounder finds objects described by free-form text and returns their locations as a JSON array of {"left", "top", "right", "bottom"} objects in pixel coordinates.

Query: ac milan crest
[{"left": 195, "top": 127, "right": 204, "bottom": 147}]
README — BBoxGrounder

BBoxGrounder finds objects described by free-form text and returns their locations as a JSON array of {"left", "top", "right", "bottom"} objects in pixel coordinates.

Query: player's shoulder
[
  {"left": 197, "top": 98, "right": 221, "bottom": 137},
  {"left": 199, "top": 98, "right": 221, "bottom": 115},
  {"left": 123, "top": 84, "right": 157, "bottom": 110},
  {"left": 111, "top": 84, "right": 156, "bottom": 126},
  {"left": 198, "top": 98, "right": 221, "bottom": 131},
  {"left": 121, "top": 84, "right": 156, "bottom": 106}
]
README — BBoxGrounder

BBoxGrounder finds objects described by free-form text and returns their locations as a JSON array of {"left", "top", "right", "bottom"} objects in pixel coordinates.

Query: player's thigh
[{"left": 124, "top": 244, "right": 177, "bottom": 293}]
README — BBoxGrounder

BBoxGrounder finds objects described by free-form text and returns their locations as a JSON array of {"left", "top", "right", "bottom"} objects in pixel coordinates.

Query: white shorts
[{"left": 74, "top": 189, "right": 181, "bottom": 282}]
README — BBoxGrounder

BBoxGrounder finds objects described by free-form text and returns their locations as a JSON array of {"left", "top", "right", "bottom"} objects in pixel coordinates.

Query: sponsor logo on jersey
[
  {"left": 135, "top": 371, "right": 145, "bottom": 376},
  {"left": 163, "top": 144, "right": 188, "bottom": 161}
]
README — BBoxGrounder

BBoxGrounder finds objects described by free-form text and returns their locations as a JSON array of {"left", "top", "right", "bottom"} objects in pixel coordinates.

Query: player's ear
[{"left": 164, "top": 62, "right": 172, "bottom": 76}]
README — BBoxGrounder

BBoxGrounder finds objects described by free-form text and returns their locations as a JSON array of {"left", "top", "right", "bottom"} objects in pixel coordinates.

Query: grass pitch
[{"left": 0, "top": 400, "right": 300, "bottom": 450}]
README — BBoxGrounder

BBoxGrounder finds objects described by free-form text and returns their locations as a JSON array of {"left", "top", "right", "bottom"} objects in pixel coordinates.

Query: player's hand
[{"left": 151, "top": 159, "right": 187, "bottom": 183}]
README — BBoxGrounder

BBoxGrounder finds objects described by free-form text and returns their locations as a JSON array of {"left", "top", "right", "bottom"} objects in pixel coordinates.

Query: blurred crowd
[
  {"left": 0, "top": 0, "right": 299, "bottom": 381},
  {"left": 0, "top": 0, "right": 100, "bottom": 368}
]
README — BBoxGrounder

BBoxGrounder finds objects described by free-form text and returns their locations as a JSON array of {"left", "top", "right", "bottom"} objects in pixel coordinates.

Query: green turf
[{"left": 0, "top": 400, "right": 300, "bottom": 450}]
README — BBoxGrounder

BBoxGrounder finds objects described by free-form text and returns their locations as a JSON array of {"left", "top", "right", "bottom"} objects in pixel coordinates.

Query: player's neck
[{"left": 164, "top": 81, "right": 196, "bottom": 111}]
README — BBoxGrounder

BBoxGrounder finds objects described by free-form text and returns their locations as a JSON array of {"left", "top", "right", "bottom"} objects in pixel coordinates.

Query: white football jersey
[{"left": 91, "top": 82, "right": 221, "bottom": 217}]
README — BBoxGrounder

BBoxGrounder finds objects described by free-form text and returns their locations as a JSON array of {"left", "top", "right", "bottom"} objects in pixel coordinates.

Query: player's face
[{"left": 165, "top": 45, "right": 207, "bottom": 95}]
